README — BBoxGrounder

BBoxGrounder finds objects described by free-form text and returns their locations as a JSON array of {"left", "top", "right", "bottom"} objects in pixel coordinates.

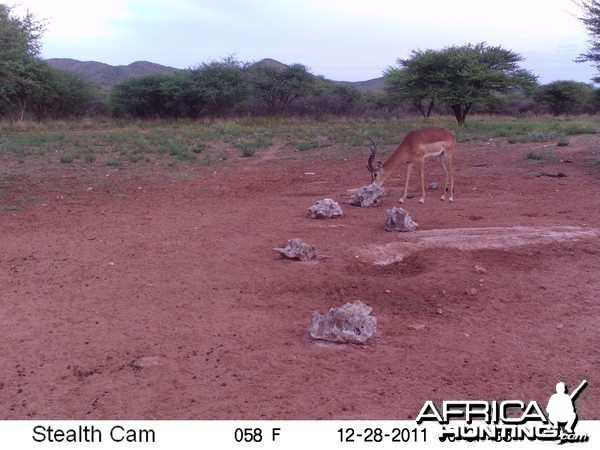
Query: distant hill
[
  {"left": 252, "top": 58, "right": 386, "bottom": 91},
  {"left": 251, "top": 58, "right": 289, "bottom": 71},
  {"left": 46, "top": 57, "right": 385, "bottom": 91},
  {"left": 335, "top": 77, "right": 386, "bottom": 91},
  {"left": 46, "top": 58, "right": 180, "bottom": 88}
]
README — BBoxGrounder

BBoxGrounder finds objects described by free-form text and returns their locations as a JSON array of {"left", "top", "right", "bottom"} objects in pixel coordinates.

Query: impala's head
[{"left": 366, "top": 138, "right": 383, "bottom": 184}]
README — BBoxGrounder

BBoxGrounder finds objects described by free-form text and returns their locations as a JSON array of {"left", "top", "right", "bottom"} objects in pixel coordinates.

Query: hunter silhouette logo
[
  {"left": 546, "top": 380, "right": 587, "bottom": 435},
  {"left": 417, "top": 380, "right": 589, "bottom": 443}
]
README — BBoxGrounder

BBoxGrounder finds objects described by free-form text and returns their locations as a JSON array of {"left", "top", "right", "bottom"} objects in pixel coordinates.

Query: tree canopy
[
  {"left": 249, "top": 63, "right": 315, "bottom": 115},
  {"left": 385, "top": 43, "right": 538, "bottom": 124},
  {"left": 0, "top": 4, "right": 96, "bottom": 119},
  {"left": 576, "top": 0, "right": 600, "bottom": 81},
  {"left": 108, "top": 60, "right": 319, "bottom": 118},
  {"left": 1, "top": 2, "right": 596, "bottom": 121},
  {"left": 535, "top": 80, "right": 592, "bottom": 116},
  {"left": 109, "top": 58, "right": 251, "bottom": 119},
  {"left": 0, "top": 4, "right": 44, "bottom": 80}
]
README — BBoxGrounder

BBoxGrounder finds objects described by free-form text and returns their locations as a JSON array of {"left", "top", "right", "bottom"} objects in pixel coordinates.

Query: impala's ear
[{"left": 377, "top": 161, "right": 383, "bottom": 169}]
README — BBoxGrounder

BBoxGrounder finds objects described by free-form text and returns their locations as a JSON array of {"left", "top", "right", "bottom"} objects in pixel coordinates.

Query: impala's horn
[{"left": 366, "top": 137, "right": 377, "bottom": 180}]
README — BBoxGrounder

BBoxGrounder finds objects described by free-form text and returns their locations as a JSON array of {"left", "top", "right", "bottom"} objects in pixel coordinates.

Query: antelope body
[{"left": 367, "top": 127, "right": 456, "bottom": 204}]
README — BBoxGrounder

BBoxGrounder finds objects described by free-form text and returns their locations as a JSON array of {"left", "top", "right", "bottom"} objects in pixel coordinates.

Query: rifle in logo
[{"left": 546, "top": 380, "right": 587, "bottom": 434}]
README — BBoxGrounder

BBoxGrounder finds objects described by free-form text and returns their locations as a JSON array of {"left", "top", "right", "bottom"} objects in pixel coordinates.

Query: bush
[
  {"left": 109, "top": 73, "right": 175, "bottom": 119},
  {"left": 535, "top": 81, "right": 592, "bottom": 116}
]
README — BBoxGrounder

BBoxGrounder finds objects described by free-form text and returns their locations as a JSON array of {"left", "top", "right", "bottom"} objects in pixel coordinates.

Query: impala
[{"left": 367, "top": 127, "right": 456, "bottom": 204}]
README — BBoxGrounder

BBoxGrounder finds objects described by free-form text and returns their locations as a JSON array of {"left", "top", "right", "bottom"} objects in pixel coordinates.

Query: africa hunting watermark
[{"left": 416, "top": 380, "right": 589, "bottom": 443}]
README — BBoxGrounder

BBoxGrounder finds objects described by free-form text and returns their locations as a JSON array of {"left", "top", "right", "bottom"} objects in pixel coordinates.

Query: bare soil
[{"left": 1, "top": 134, "right": 599, "bottom": 420}]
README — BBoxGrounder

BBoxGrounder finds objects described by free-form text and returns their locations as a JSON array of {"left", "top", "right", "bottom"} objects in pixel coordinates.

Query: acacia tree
[
  {"left": 165, "top": 57, "right": 248, "bottom": 118},
  {"left": 315, "top": 82, "right": 363, "bottom": 115},
  {"left": 1, "top": 4, "right": 95, "bottom": 119},
  {"left": 110, "top": 73, "right": 175, "bottom": 118},
  {"left": 249, "top": 63, "right": 315, "bottom": 115},
  {"left": 385, "top": 43, "right": 538, "bottom": 124},
  {"left": 576, "top": 0, "right": 600, "bottom": 81},
  {"left": 3, "top": 58, "right": 96, "bottom": 120},
  {"left": 535, "top": 80, "right": 592, "bottom": 115},
  {"left": 0, "top": 4, "right": 44, "bottom": 117},
  {"left": 384, "top": 49, "right": 443, "bottom": 118},
  {"left": 0, "top": 4, "right": 44, "bottom": 81},
  {"left": 186, "top": 57, "right": 248, "bottom": 116}
]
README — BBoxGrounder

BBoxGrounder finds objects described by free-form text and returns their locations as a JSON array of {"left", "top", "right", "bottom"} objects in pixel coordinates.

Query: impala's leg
[
  {"left": 400, "top": 161, "right": 413, "bottom": 204},
  {"left": 446, "top": 152, "right": 455, "bottom": 202},
  {"left": 418, "top": 158, "right": 426, "bottom": 204},
  {"left": 439, "top": 153, "right": 449, "bottom": 201}
]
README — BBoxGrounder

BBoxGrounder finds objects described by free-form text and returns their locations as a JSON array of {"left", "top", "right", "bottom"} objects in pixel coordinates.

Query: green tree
[
  {"left": 110, "top": 57, "right": 248, "bottom": 118},
  {"left": 384, "top": 49, "right": 442, "bottom": 118},
  {"left": 535, "top": 80, "right": 592, "bottom": 115},
  {"left": 309, "top": 78, "right": 363, "bottom": 115},
  {"left": 0, "top": 4, "right": 46, "bottom": 118},
  {"left": 1, "top": 58, "right": 97, "bottom": 119},
  {"left": 168, "top": 57, "right": 248, "bottom": 118},
  {"left": 109, "top": 73, "right": 175, "bottom": 118},
  {"left": 0, "top": 56, "right": 38, "bottom": 119},
  {"left": 588, "top": 87, "right": 600, "bottom": 112},
  {"left": 0, "top": 4, "right": 44, "bottom": 82},
  {"left": 30, "top": 66, "right": 97, "bottom": 119},
  {"left": 576, "top": 0, "right": 600, "bottom": 81},
  {"left": 249, "top": 63, "right": 315, "bottom": 115},
  {"left": 385, "top": 43, "right": 538, "bottom": 124}
]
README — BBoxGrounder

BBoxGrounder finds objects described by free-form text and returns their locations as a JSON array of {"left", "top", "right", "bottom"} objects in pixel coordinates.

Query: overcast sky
[{"left": 12, "top": 0, "right": 597, "bottom": 83}]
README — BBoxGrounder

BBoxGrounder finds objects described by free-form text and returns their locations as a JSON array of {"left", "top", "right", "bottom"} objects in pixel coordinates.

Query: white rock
[
  {"left": 346, "top": 183, "right": 385, "bottom": 207},
  {"left": 384, "top": 207, "right": 419, "bottom": 232},
  {"left": 273, "top": 238, "right": 318, "bottom": 261},
  {"left": 307, "top": 198, "right": 343, "bottom": 219},
  {"left": 309, "top": 300, "right": 377, "bottom": 344},
  {"left": 131, "top": 356, "right": 164, "bottom": 368}
]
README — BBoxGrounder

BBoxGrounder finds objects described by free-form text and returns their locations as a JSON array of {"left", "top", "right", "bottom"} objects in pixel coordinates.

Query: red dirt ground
[{"left": 1, "top": 133, "right": 599, "bottom": 420}]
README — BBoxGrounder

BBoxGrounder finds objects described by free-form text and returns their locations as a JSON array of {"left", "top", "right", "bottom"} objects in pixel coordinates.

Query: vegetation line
[
  {"left": 0, "top": 116, "right": 597, "bottom": 165},
  {"left": 3, "top": 4, "right": 600, "bottom": 123}
]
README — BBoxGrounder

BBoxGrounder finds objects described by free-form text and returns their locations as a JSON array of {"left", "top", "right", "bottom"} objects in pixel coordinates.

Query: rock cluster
[
  {"left": 308, "top": 300, "right": 377, "bottom": 344},
  {"left": 384, "top": 207, "right": 419, "bottom": 232},
  {"left": 307, "top": 198, "right": 343, "bottom": 219},
  {"left": 346, "top": 183, "right": 386, "bottom": 207},
  {"left": 273, "top": 238, "right": 318, "bottom": 261}
]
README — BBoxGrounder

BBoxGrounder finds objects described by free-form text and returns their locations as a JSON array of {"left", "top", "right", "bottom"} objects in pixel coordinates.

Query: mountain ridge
[
  {"left": 46, "top": 58, "right": 180, "bottom": 88},
  {"left": 46, "top": 58, "right": 385, "bottom": 90}
]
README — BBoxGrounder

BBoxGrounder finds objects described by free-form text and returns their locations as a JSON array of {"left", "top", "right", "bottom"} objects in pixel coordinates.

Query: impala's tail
[{"left": 366, "top": 138, "right": 377, "bottom": 182}]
